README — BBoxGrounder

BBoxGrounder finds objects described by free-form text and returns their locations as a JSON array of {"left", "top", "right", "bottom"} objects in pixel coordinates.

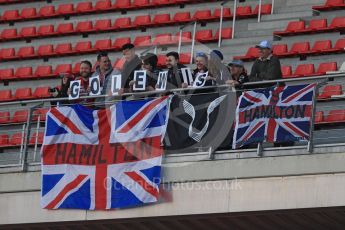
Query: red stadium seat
[
  {"left": 114, "top": 0, "right": 133, "bottom": 9},
  {"left": 0, "top": 90, "right": 12, "bottom": 102},
  {"left": 35, "top": 108, "right": 49, "bottom": 122},
  {"left": 1, "top": 28, "right": 17, "bottom": 40},
  {"left": 313, "top": 0, "right": 345, "bottom": 11},
  {"left": 76, "top": 2, "right": 94, "bottom": 13},
  {"left": 76, "top": 21, "right": 94, "bottom": 33},
  {"left": 95, "top": 19, "right": 112, "bottom": 31},
  {"left": 174, "top": 31, "right": 192, "bottom": 43},
  {"left": 0, "top": 68, "right": 14, "bottom": 80},
  {"left": 309, "top": 40, "right": 333, "bottom": 54},
  {"left": 308, "top": 19, "right": 328, "bottom": 32},
  {"left": 333, "top": 38, "right": 345, "bottom": 51},
  {"left": 0, "top": 134, "right": 9, "bottom": 147},
  {"left": 94, "top": 39, "right": 112, "bottom": 51},
  {"left": 20, "top": 7, "right": 37, "bottom": 19},
  {"left": 134, "top": 15, "right": 152, "bottom": 27},
  {"left": 281, "top": 66, "right": 292, "bottom": 78},
  {"left": 193, "top": 10, "right": 214, "bottom": 21},
  {"left": 2, "top": 10, "right": 20, "bottom": 21},
  {"left": 73, "top": 62, "right": 81, "bottom": 74},
  {"left": 19, "top": 27, "right": 36, "bottom": 38},
  {"left": 113, "top": 58, "right": 126, "bottom": 70},
  {"left": 153, "top": 0, "right": 171, "bottom": 5},
  {"left": 15, "top": 67, "right": 33, "bottom": 79},
  {"left": 236, "top": 6, "right": 254, "bottom": 17},
  {"left": 54, "top": 64, "right": 72, "bottom": 75},
  {"left": 318, "top": 85, "right": 342, "bottom": 100},
  {"left": 133, "top": 0, "right": 151, "bottom": 7},
  {"left": 272, "top": 44, "right": 289, "bottom": 56},
  {"left": 95, "top": 0, "right": 112, "bottom": 11},
  {"left": 29, "top": 132, "right": 44, "bottom": 145},
  {"left": 17, "top": 46, "right": 35, "bottom": 58},
  {"left": 274, "top": 21, "right": 305, "bottom": 36},
  {"left": 0, "top": 111, "right": 10, "bottom": 124},
  {"left": 173, "top": 12, "right": 191, "bottom": 23},
  {"left": 37, "top": 44, "right": 54, "bottom": 57},
  {"left": 157, "top": 55, "right": 166, "bottom": 67},
  {"left": 74, "top": 41, "right": 93, "bottom": 52},
  {"left": 10, "top": 133, "right": 24, "bottom": 146},
  {"left": 153, "top": 33, "right": 174, "bottom": 45},
  {"left": 153, "top": 13, "right": 172, "bottom": 25},
  {"left": 56, "top": 23, "right": 74, "bottom": 34},
  {"left": 113, "top": 17, "right": 132, "bottom": 29},
  {"left": 33, "top": 87, "right": 51, "bottom": 98},
  {"left": 234, "top": 47, "right": 259, "bottom": 61},
  {"left": 14, "top": 88, "right": 32, "bottom": 100},
  {"left": 214, "top": 7, "right": 232, "bottom": 19},
  {"left": 315, "top": 111, "right": 324, "bottom": 124},
  {"left": 0, "top": 48, "right": 16, "bottom": 60},
  {"left": 253, "top": 4, "right": 272, "bottom": 15},
  {"left": 179, "top": 53, "right": 191, "bottom": 64},
  {"left": 38, "top": 5, "right": 56, "bottom": 17},
  {"left": 34, "top": 65, "right": 53, "bottom": 77},
  {"left": 113, "top": 37, "right": 131, "bottom": 49},
  {"left": 195, "top": 29, "right": 214, "bottom": 43},
  {"left": 316, "top": 62, "right": 338, "bottom": 75},
  {"left": 55, "top": 43, "right": 74, "bottom": 55},
  {"left": 325, "top": 110, "right": 345, "bottom": 123},
  {"left": 134, "top": 35, "right": 152, "bottom": 47},
  {"left": 37, "top": 24, "right": 55, "bottom": 36},
  {"left": 292, "top": 64, "right": 316, "bottom": 77},
  {"left": 329, "top": 16, "right": 345, "bottom": 29},
  {"left": 288, "top": 41, "right": 310, "bottom": 55},
  {"left": 57, "top": 3, "right": 75, "bottom": 15},
  {"left": 215, "top": 27, "right": 233, "bottom": 39}
]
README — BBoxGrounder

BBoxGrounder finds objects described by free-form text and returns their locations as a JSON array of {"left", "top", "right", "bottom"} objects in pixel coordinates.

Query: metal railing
[{"left": 0, "top": 73, "right": 345, "bottom": 170}]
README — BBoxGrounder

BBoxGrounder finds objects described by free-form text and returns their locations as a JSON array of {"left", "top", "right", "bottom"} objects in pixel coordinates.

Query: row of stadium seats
[
  {"left": 318, "top": 84, "right": 343, "bottom": 100},
  {"left": 0, "top": 7, "right": 246, "bottom": 42},
  {"left": 282, "top": 62, "right": 340, "bottom": 78},
  {"left": 273, "top": 17, "right": 345, "bottom": 37},
  {"left": 313, "top": 0, "right": 345, "bottom": 11},
  {"left": 0, "top": 108, "right": 48, "bottom": 124},
  {"left": 0, "top": 132, "right": 43, "bottom": 147},
  {"left": 0, "top": 1, "right": 270, "bottom": 23},
  {"left": 0, "top": 87, "right": 52, "bottom": 102},
  {"left": 0, "top": 53, "right": 192, "bottom": 82},
  {"left": 315, "top": 109, "right": 345, "bottom": 124},
  {"left": 0, "top": 28, "right": 232, "bottom": 62},
  {"left": 234, "top": 38, "right": 345, "bottom": 61}
]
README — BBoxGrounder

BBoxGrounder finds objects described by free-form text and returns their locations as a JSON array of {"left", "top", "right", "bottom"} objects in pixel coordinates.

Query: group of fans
[{"left": 53, "top": 40, "right": 282, "bottom": 100}]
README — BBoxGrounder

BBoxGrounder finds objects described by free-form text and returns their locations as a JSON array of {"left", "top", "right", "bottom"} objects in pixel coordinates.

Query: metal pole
[
  {"left": 190, "top": 21, "right": 197, "bottom": 64},
  {"left": 178, "top": 28, "right": 183, "bottom": 54},
  {"left": 257, "top": 142, "right": 263, "bottom": 156},
  {"left": 307, "top": 84, "right": 319, "bottom": 153},
  {"left": 218, "top": 4, "right": 224, "bottom": 48},
  {"left": 271, "top": 0, "right": 275, "bottom": 14},
  {"left": 154, "top": 45, "right": 157, "bottom": 55},
  {"left": 33, "top": 116, "right": 40, "bottom": 162},
  {"left": 19, "top": 123, "right": 26, "bottom": 166},
  {"left": 258, "top": 0, "right": 262, "bottom": 22},
  {"left": 232, "top": 0, "right": 237, "bottom": 39}
]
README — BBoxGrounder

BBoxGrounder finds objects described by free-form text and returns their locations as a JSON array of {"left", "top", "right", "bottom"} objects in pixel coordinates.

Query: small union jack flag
[
  {"left": 233, "top": 84, "right": 316, "bottom": 149},
  {"left": 41, "top": 96, "right": 171, "bottom": 210}
]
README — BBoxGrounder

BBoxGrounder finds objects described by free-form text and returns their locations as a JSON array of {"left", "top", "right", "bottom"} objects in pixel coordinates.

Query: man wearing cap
[
  {"left": 249, "top": 40, "right": 282, "bottom": 83},
  {"left": 226, "top": 60, "right": 249, "bottom": 97}
]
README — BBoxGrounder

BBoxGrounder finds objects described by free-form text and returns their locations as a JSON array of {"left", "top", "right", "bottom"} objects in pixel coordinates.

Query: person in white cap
[{"left": 249, "top": 40, "right": 282, "bottom": 83}]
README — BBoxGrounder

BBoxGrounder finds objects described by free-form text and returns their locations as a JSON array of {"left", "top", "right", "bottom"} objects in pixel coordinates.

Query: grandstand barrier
[{"left": 1, "top": 72, "right": 344, "bottom": 171}]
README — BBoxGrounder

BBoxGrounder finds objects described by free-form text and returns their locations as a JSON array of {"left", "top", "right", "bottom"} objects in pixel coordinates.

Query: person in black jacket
[
  {"left": 226, "top": 60, "right": 249, "bottom": 98},
  {"left": 249, "top": 40, "right": 282, "bottom": 86},
  {"left": 165, "top": 51, "right": 187, "bottom": 90},
  {"left": 120, "top": 43, "right": 142, "bottom": 93}
]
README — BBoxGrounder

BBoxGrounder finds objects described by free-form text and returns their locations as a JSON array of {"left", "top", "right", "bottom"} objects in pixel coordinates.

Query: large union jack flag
[
  {"left": 41, "top": 96, "right": 170, "bottom": 210},
  {"left": 233, "top": 84, "right": 316, "bottom": 149}
]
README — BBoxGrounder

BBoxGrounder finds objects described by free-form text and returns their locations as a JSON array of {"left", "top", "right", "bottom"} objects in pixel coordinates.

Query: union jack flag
[
  {"left": 233, "top": 84, "right": 316, "bottom": 149},
  {"left": 41, "top": 96, "right": 171, "bottom": 210}
]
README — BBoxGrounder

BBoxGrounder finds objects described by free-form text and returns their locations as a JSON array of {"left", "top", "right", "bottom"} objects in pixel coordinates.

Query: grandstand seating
[{"left": 318, "top": 85, "right": 343, "bottom": 100}]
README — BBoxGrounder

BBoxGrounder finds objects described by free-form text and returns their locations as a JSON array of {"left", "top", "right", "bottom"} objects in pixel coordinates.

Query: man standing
[
  {"left": 249, "top": 40, "right": 282, "bottom": 83},
  {"left": 120, "top": 43, "right": 142, "bottom": 93},
  {"left": 165, "top": 51, "right": 187, "bottom": 89}
]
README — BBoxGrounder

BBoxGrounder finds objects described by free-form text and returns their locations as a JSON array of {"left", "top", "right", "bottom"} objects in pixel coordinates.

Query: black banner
[{"left": 164, "top": 91, "right": 237, "bottom": 153}]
